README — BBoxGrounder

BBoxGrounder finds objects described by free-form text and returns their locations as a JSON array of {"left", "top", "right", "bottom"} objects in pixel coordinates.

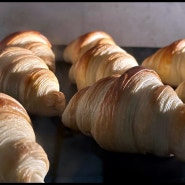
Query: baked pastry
[
  {"left": 69, "top": 43, "right": 138, "bottom": 90},
  {"left": 63, "top": 30, "right": 116, "bottom": 64},
  {"left": 141, "top": 39, "right": 185, "bottom": 87},
  {"left": 62, "top": 65, "right": 185, "bottom": 161},
  {"left": 0, "top": 30, "right": 56, "bottom": 72},
  {"left": 0, "top": 46, "right": 66, "bottom": 116},
  {"left": 63, "top": 30, "right": 138, "bottom": 90},
  {"left": 0, "top": 92, "right": 49, "bottom": 182}
]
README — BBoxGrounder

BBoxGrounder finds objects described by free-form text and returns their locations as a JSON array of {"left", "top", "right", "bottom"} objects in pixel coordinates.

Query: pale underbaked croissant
[
  {"left": 69, "top": 43, "right": 138, "bottom": 90},
  {"left": 0, "top": 30, "right": 56, "bottom": 72},
  {"left": 63, "top": 30, "right": 116, "bottom": 64},
  {"left": 141, "top": 39, "right": 185, "bottom": 87},
  {"left": 0, "top": 46, "right": 66, "bottom": 116},
  {"left": 0, "top": 92, "right": 49, "bottom": 182},
  {"left": 62, "top": 65, "right": 185, "bottom": 162}
]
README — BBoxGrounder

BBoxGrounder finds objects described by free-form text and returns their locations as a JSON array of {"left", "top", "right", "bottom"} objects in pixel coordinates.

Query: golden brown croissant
[
  {"left": 63, "top": 30, "right": 116, "bottom": 64},
  {"left": 0, "top": 92, "right": 49, "bottom": 182},
  {"left": 141, "top": 39, "right": 185, "bottom": 87},
  {"left": 62, "top": 65, "right": 185, "bottom": 162},
  {"left": 0, "top": 30, "right": 56, "bottom": 72},
  {"left": 69, "top": 43, "right": 138, "bottom": 90},
  {"left": 0, "top": 46, "right": 66, "bottom": 116}
]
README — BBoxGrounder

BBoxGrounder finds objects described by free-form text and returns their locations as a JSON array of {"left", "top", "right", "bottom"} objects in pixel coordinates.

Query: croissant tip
[
  {"left": 46, "top": 91, "right": 66, "bottom": 116},
  {"left": 30, "top": 174, "right": 44, "bottom": 183}
]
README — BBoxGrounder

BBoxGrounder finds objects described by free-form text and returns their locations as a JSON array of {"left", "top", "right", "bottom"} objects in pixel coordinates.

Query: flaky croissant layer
[
  {"left": 69, "top": 43, "right": 138, "bottom": 90},
  {"left": 0, "top": 30, "right": 56, "bottom": 72},
  {"left": 0, "top": 46, "right": 66, "bottom": 116},
  {"left": 62, "top": 66, "right": 185, "bottom": 161},
  {"left": 63, "top": 30, "right": 116, "bottom": 64},
  {"left": 63, "top": 30, "right": 138, "bottom": 90},
  {"left": 141, "top": 39, "right": 185, "bottom": 87},
  {"left": 0, "top": 93, "right": 49, "bottom": 182}
]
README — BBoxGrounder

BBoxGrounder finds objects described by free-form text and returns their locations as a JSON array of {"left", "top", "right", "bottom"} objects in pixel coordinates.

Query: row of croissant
[
  {"left": 62, "top": 31, "right": 185, "bottom": 164},
  {"left": 0, "top": 29, "right": 185, "bottom": 182},
  {"left": 0, "top": 30, "right": 61, "bottom": 183}
]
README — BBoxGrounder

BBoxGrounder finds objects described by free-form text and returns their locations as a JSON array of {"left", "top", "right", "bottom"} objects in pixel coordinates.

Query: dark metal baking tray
[{"left": 32, "top": 45, "right": 185, "bottom": 183}]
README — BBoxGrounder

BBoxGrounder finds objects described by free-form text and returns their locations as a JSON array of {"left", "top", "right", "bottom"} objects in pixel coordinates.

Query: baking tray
[{"left": 32, "top": 45, "right": 185, "bottom": 183}]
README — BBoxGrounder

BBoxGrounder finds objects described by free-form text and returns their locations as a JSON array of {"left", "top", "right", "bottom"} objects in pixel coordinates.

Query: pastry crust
[
  {"left": 141, "top": 39, "right": 185, "bottom": 87},
  {"left": 63, "top": 30, "right": 116, "bottom": 64},
  {"left": 63, "top": 30, "right": 138, "bottom": 90},
  {"left": 69, "top": 43, "right": 138, "bottom": 90},
  {"left": 62, "top": 66, "right": 185, "bottom": 161},
  {"left": 0, "top": 30, "right": 55, "bottom": 71},
  {"left": 0, "top": 30, "right": 51, "bottom": 47},
  {"left": 0, "top": 46, "right": 66, "bottom": 116},
  {"left": 0, "top": 93, "right": 49, "bottom": 182}
]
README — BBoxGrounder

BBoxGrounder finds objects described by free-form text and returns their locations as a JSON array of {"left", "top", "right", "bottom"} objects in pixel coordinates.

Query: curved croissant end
[
  {"left": 0, "top": 93, "right": 49, "bottom": 182},
  {"left": 5, "top": 139, "right": 49, "bottom": 183},
  {"left": 22, "top": 68, "right": 66, "bottom": 116},
  {"left": 25, "top": 90, "right": 66, "bottom": 117},
  {"left": 0, "top": 46, "right": 66, "bottom": 116},
  {"left": 141, "top": 39, "right": 185, "bottom": 87}
]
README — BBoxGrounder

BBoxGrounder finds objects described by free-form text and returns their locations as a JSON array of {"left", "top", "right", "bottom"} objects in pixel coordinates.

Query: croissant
[
  {"left": 62, "top": 65, "right": 185, "bottom": 162},
  {"left": 0, "top": 92, "right": 49, "bottom": 182},
  {"left": 141, "top": 39, "right": 185, "bottom": 87},
  {"left": 69, "top": 43, "right": 138, "bottom": 90},
  {"left": 0, "top": 46, "right": 66, "bottom": 116},
  {"left": 0, "top": 30, "right": 56, "bottom": 72},
  {"left": 63, "top": 30, "right": 116, "bottom": 64}
]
